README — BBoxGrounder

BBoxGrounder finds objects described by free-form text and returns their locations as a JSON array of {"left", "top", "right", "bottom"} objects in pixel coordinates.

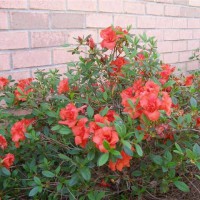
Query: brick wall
[{"left": 0, "top": 0, "right": 200, "bottom": 79}]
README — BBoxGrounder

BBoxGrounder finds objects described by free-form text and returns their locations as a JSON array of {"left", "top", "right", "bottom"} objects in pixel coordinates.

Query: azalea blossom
[
  {"left": 2, "top": 153, "right": 15, "bottom": 169},
  {"left": 72, "top": 118, "right": 90, "bottom": 148},
  {"left": 0, "top": 135, "right": 7, "bottom": 150},
  {"left": 14, "top": 78, "right": 33, "bottom": 101},
  {"left": 58, "top": 78, "right": 69, "bottom": 94},
  {"left": 93, "top": 127, "right": 119, "bottom": 153},
  {"left": 108, "top": 151, "right": 132, "bottom": 171},
  {"left": 11, "top": 119, "right": 35, "bottom": 147},
  {"left": 0, "top": 77, "right": 9, "bottom": 90}
]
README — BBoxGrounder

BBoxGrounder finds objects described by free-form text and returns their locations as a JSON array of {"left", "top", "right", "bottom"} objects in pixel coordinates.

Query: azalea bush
[{"left": 0, "top": 25, "right": 200, "bottom": 199}]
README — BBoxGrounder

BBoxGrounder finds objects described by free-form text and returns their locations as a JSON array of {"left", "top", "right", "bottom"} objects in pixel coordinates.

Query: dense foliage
[{"left": 0, "top": 25, "right": 200, "bottom": 199}]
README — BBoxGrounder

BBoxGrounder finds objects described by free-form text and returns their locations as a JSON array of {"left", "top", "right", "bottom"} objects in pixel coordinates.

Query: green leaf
[
  {"left": 87, "top": 151, "right": 95, "bottom": 161},
  {"left": 122, "top": 140, "right": 132, "bottom": 149},
  {"left": 68, "top": 174, "right": 79, "bottom": 186},
  {"left": 58, "top": 154, "right": 71, "bottom": 161},
  {"left": 58, "top": 126, "right": 72, "bottom": 135},
  {"left": 174, "top": 143, "right": 183, "bottom": 155},
  {"left": 110, "top": 150, "right": 121, "bottom": 156},
  {"left": 151, "top": 155, "right": 163, "bottom": 165},
  {"left": 193, "top": 143, "right": 200, "bottom": 156},
  {"left": 174, "top": 181, "right": 190, "bottom": 192},
  {"left": 163, "top": 80, "right": 175, "bottom": 88},
  {"left": 1, "top": 167, "right": 11, "bottom": 176},
  {"left": 135, "top": 144, "right": 143, "bottom": 157},
  {"left": 103, "top": 92, "right": 108, "bottom": 100},
  {"left": 42, "top": 171, "right": 55, "bottom": 178},
  {"left": 186, "top": 149, "right": 196, "bottom": 160},
  {"left": 132, "top": 170, "right": 142, "bottom": 177},
  {"left": 97, "top": 153, "right": 109, "bottom": 166},
  {"left": 103, "top": 140, "right": 110, "bottom": 150},
  {"left": 114, "top": 122, "right": 126, "bottom": 138},
  {"left": 99, "top": 107, "right": 109, "bottom": 117},
  {"left": 51, "top": 125, "right": 61, "bottom": 131},
  {"left": 87, "top": 105, "right": 94, "bottom": 118},
  {"left": 190, "top": 97, "right": 197, "bottom": 108},
  {"left": 29, "top": 186, "right": 39, "bottom": 197},
  {"left": 34, "top": 176, "right": 41, "bottom": 185},
  {"left": 80, "top": 167, "right": 91, "bottom": 181}
]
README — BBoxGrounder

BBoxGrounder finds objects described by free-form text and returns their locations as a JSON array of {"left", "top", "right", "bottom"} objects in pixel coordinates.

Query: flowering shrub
[{"left": 0, "top": 25, "right": 200, "bottom": 199}]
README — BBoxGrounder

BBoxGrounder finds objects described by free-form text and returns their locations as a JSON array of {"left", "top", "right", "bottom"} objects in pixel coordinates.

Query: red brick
[
  {"left": 0, "top": 12, "right": 8, "bottom": 30},
  {"left": 146, "top": 3, "right": 164, "bottom": 15},
  {"left": 137, "top": 16, "right": 156, "bottom": 28},
  {"left": 157, "top": 41, "right": 173, "bottom": 53},
  {"left": 124, "top": 1, "right": 145, "bottom": 14},
  {"left": 180, "top": 30, "right": 193, "bottom": 39},
  {"left": 189, "top": 0, "right": 200, "bottom": 7},
  {"left": 0, "top": 54, "right": 10, "bottom": 71},
  {"left": 156, "top": 17, "right": 173, "bottom": 28},
  {"left": 30, "top": 0, "right": 66, "bottom": 10},
  {"left": 31, "top": 31, "right": 68, "bottom": 48},
  {"left": 114, "top": 15, "right": 136, "bottom": 28},
  {"left": 86, "top": 13, "right": 112, "bottom": 28},
  {"left": 146, "top": 30, "right": 164, "bottom": 41},
  {"left": 173, "top": 0, "right": 188, "bottom": 5},
  {"left": 188, "top": 19, "right": 200, "bottom": 28},
  {"left": 175, "top": 63, "right": 186, "bottom": 72},
  {"left": 67, "top": 29, "right": 97, "bottom": 44},
  {"left": 13, "top": 49, "right": 51, "bottom": 68},
  {"left": 10, "top": 12, "right": 49, "bottom": 30},
  {"left": 164, "top": 30, "right": 179, "bottom": 40},
  {"left": 163, "top": 53, "right": 179, "bottom": 64},
  {"left": 0, "top": 70, "right": 31, "bottom": 80},
  {"left": 187, "top": 40, "right": 199, "bottom": 50},
  {"left": 68, "top": 0, "right": 97, "bottom": 11},
  {"left": 172, "top": 18, "right": 187, "bottom": 28},
  {"left": 180, "top": 7, "right": 199, "bottom": 18},
  {"left": 51, "top": 13, "right": 85, "bottom": 29},
  {"left": 0, "top": 0, "right": 27, "bottom": 9},
  {"left": 53, "top": 48, "right": 81, "bottom": 64},
  {"left": 99, "top": 0, "right": 123, "bottom": 13},
  {"left": 193, "top": 30, "right": 200, "bottom": 39},
  {"left": 179, "top": 51, "right": 192, "bottom": 62},
  {"left": 0, "top": 32, "right": 29, "bottom": 50},
  {"left": 187, "top": 61, "right": 199, "bottom": 71},
  {"left": 165, "top": 5, "right": 181, "bottom": 16},
  {"left": 173, "top": 41, "right": 187, "bottom": 51}
]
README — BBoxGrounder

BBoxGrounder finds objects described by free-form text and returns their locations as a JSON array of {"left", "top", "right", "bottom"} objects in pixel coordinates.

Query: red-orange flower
[
  {"left": 11, "top": 119, "right": 34, "bottom": 148},
  {"left": 58, "top": 78, "right": 69, "bottom": 94},
  {"left": 2, "top": 153, "right": 15, "bottom": 169},
  {"left": 184, "top": 75, "right": 194, "bottom": 86},
  {"left": 108, "top": 151, "right": 132, "bottom": 171},
  {"left": 88, "top": 37, "right": 96, "bottom": 49},
  {"left": 110, "top": 57, "right": 127, "bottom": 76},
  {"left": 100, "top": 26, "right": 118, "bottom": 50},
  {"left": 140, "top": 93, "right": 161, "bottom": 121},
  {"left": 14, "top": 78, "right": 33, "bottom": 101},
  {"left": 89, "top": 114, "right": 110, "bottom": 134},
  {"left": 99, "top": 180, "right": 111, "bottom": 188},
  {"left": 159, "top": 64, "right": 175, "bottom": 85},
  {"left": 59, "top": 103, "right": 86, "bottom": 128},
  {"left": 0, "top": 77, "right": 9, "bottom": 90},
  {"left": 72, "top": 118, "right": 89, "bottom": 148},
  {"left": 59, "top": 103, "right": 79, "bottom": 128},
  {"left": 160, "top": 92, "right": 172, "bottom": 116},
  {"left": 105, "top": 110, "right": 119, "bottom": 122},
  {"left": 93, "top": 127, "right": 119, "bottom": 153},
  {"left": 196, "top": 117, "right": 200, "bottom": 127},
  {"left": 0, "top": 135, "right": 7, "bottom": 150}
]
